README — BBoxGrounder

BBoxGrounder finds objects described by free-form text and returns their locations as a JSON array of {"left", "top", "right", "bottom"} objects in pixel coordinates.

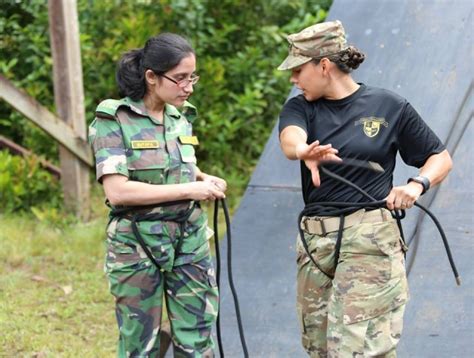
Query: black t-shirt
[{"left": 278, "top": 84, "right": 445, "bottom": 205}]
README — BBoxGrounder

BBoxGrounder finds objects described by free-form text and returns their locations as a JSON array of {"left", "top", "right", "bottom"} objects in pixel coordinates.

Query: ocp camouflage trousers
[
  {"left": 105, "top": 208, "right": 218, "bottom": 357},
  {"left": 297, "top": 209, "right": 409, "bottom": 358}
]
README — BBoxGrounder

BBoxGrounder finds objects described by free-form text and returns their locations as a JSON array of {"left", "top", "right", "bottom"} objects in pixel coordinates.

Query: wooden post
[{"left": 48, "top": 0, "right": 90, "bottom": 220}]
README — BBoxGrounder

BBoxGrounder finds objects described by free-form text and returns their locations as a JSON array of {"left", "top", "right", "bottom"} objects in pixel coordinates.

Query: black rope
[
  {"left": 110, "top": 201, "right": 196, "bottom": 270},
  {"left": 334, "top": 214, "right": 345, "bottom": 268},
  {"left": 413, "top": 202, "right": 461, "bottom": 285},
  {"left": 213, "top": 200, "right": 224, "bottom": 358},
  {"left": 213, "top": 199, "right": 249, "bottom": 358},
  {"left": 298, "top": 165, "right": 461, "bottom": 285}
]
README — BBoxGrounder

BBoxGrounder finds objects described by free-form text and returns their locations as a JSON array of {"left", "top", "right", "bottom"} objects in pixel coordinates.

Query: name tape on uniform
[{"left": 131, "top": 140, "right": 160, "bottom": 149}]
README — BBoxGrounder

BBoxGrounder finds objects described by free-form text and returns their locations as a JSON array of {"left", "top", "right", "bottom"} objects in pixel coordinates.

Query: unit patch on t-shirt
[{"left": 355, "top": 117, "right": 389, "bottom": 138}]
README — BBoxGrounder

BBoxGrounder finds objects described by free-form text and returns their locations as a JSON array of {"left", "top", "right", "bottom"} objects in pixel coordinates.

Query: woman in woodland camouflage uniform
[
  {"left": 89, "top": 33, "right": 224, "bottom": 357},
  {"left": 277, "top": 20, "right": 452, "bottom": 357}
]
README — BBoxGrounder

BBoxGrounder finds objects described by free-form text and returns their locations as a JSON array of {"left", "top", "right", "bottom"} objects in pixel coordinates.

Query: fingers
[
  {"left": 208, "top": 184, "right": 226, "bottom": 200},
  {"left": 385, "top": 185, "right": 419, "bottom": 210},
  {"left": 386, "top": 193, "right": 407, "bottom": 210},
  {"left": 305, "top": 140, "right": 320, "bottom": 151},
  {"left": 298, "top": 141, "right": 340, "bottom": 162},
  {"left": 212, "top": 179, "right": 227, "bottom": 192},
  {"left": 192, "top": 181, "right": 226, "bottom": 201},
  {"left": 308, "top": 143, "right": 338, "bottom": 157},
  {"left": 203, "top": 174, "right": 227, "bottom": 192}
]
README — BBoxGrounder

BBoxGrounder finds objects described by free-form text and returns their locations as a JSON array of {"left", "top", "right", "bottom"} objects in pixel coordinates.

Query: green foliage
[
  {"left": 0, "top": 1, "right": 57, "bottom": 159},
  {"left": 0, "top": 150, "right": 62, "bottom": 213},
  {"left": 0, "top": 0, "right": 331, "bottom": 212}
]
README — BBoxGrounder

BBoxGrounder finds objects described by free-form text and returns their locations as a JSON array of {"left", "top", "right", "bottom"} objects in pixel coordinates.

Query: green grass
[
  {"left": 0, "top": 186, "right": 239, "bottom": 357},
  {"left": 0, "top": 212, "right": 116, "bottom": 357}
]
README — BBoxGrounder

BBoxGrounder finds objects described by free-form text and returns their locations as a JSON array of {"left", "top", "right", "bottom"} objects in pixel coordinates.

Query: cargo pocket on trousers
[
  {"left": 335, "top": 223, "right": 407, "bottom": 325},
  {"left": 179, "top": 208, "right": 208, "bottom": 255},
  {"left": 297, "top": 231, "right": 337, "bottom": 278},
  {"left": 105, "top": 219, "right": 141, "bottom": 270}
]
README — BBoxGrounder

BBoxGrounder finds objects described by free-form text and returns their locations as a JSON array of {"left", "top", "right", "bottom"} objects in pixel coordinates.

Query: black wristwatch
[{"left": 407, "top": 175, "right": 430, "bottom": 195}]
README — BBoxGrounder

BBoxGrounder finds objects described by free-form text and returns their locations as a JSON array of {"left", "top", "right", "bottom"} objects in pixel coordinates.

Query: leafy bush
[
  {"left": 0, "top": 150, "right": 62, "bottom": 213},
  {"left": 0, "top": 0, "right": 331, "bottom": 213}
]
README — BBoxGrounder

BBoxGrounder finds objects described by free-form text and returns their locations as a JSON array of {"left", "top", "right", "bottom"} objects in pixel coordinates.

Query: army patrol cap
[{"left": 278, "top": 20, "right": 348, "bottom": 71}]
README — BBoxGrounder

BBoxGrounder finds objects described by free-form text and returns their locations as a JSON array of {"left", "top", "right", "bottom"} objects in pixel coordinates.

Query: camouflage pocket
[
  {"left": 106, "top": 238, "right": 139, "bottom": 258},
  {"left": 177, "top": 143, "right": 197, "bottom": 164},
  {"left": 179, "top": 225, "right": 208, "bottom": 255},
  {"left": 334, "top": 222, "right": 408, "bottom": 325},
  {"left": 106, "top": 219, "right": 138, "bottom": 261},
  {"left": 341, "top": 221, "right": 399, "bottom": 257},
  {"left": 174, "top": 210, "right": 209, "bottom": 266},
  {"left": 126, "top": 148, "right": 166, "bottom": 169},
  {"left": 126, "top": 147, "right": 167, "bottom": 184},
  {"left": 109, "top": 219, "right": 176, "bottom": 271},
  {"left": 371, "top": 221, "right": 402, "bottom": 256},
  {"left": 297, "top": 232, "right": 337, "bottom": 276}
]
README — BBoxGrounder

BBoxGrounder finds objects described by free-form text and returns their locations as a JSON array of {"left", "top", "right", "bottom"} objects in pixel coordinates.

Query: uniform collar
[
  {"left": 122, "top": 97, "right": 145, "bottom": 116},
  {"left": 181, "top": 101, "right": 197, "bottom": 123},
  {"left": 164, "top": 104, "right": 182, "bottom": 119}
]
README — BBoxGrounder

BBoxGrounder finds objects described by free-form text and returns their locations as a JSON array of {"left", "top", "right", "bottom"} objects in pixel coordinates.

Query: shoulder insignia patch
[{"left": 178, "top": 135, "right": 199, "bottom": 146}]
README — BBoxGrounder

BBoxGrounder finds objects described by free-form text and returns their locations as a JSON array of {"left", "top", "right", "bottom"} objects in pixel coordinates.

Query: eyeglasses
[{"left": 160, "top": 73, "right": 200, "bottom": 88}]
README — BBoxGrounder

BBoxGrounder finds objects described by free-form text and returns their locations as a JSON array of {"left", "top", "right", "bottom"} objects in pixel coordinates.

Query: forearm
[
  {"left": 280, "top": 126, "right": 308, "bottom": 160},
  {"left": 103, "top": 175, "right": 193, "bottom": 206},
  {"left": 418, "top": 149, "right": 453, "bottom": 187}
]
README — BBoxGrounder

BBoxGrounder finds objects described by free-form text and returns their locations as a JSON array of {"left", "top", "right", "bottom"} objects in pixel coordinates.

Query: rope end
[
  {"left": 368, "top": 161, "right": 384, "bottom": 172},
  {"left": 455, "top": 276, "right": 462, "bottom": 286}
]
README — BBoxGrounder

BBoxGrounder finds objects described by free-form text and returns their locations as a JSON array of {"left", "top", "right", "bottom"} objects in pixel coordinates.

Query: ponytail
[{"left": 116, "top": 48, "right": 146, "bottom": 100}]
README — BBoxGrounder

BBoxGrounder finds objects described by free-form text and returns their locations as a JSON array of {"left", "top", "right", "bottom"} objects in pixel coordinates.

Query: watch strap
[{"left": 407, "top": 175, "right": 430, "bottom": 195}]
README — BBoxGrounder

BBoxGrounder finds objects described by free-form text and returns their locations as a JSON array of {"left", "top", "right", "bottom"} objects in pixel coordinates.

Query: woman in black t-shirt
[{"left": 278, "top": 20, "right": 452, "bottom": 357}]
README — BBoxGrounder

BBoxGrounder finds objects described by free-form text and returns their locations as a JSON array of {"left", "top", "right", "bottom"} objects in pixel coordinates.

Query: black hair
[
  {"left": 313, "top": 46, "right": 366, "bottom": 73},
  {"left": 116, "top": 33, "right": 195, "bottom": 100}
]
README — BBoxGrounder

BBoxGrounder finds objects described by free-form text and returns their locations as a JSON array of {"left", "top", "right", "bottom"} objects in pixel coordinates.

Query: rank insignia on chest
[
  {"left": 130, "top": 140, "right": 160, "bottom": 149},
  {"left": 178, "top": 135, "right": 199, "bottom": 146},
  {"left": 355, "top": 117, "right": 389, "bottom": 138}
]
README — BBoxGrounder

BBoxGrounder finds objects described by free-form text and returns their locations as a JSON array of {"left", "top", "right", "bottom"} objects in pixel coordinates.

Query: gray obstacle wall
[{"left": 217, "top": 1, "right": 473, "bottom": 357}]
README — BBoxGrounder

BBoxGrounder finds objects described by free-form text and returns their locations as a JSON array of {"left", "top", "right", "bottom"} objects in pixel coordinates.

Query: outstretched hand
[{"left": 296, "top": 140, "right": 342, "bottom": 187}]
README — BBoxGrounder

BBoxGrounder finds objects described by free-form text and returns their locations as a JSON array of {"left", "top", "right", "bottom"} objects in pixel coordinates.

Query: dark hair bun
[{"left": 343, "top": 46, "right": 365, "bottom": 69}]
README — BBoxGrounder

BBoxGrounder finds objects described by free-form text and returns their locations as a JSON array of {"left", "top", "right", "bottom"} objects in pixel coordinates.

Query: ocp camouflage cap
[{"left": 278, "top": 20, "right": 348, "bottom": 71}]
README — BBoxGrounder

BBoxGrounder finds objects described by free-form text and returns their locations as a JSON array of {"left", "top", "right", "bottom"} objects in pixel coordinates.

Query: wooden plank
[
  {"left": 0, "top": 74, "right": 93, "bottom": 167},
  {"left": 49, "top": 0, "right": 90, "bottom": 219},
  {"left": 0, "top": 135, "right": 62, "bottom": 178}
]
